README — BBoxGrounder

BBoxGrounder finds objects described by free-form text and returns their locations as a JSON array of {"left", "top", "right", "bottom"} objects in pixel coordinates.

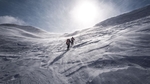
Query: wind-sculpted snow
[
  {"left": 59, "top": 16, "right": 150, "bottom": 84},
  {"left": 0, "top": 24, "right": 65, "bottom": 84},
  {"left": 0, "top": 8, "right": 150, "bottom": 84}
]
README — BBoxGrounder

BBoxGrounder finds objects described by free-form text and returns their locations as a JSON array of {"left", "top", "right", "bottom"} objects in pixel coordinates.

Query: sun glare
[{"left": 71, "top": 1, "right": 99, "bottom": 25}]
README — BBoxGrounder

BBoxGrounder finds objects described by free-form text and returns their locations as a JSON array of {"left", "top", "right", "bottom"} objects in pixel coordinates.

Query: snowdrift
[{"left": 0, "top": 5, "right": 150, "bottom": 84}]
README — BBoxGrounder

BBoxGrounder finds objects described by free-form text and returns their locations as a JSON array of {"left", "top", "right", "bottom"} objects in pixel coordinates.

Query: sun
[{"left": 71, "top": 1, "right": 99, "bottom": 24}]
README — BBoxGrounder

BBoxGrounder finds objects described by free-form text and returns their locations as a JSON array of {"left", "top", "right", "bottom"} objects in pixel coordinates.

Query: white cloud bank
[{"left": 0, "top": 16, "right": 26, "bottom": 25}]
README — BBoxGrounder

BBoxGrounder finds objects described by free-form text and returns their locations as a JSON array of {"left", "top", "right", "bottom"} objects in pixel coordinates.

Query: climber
[
  {"left": 66, "top": 39, "right": 71, "bottom": 50},
  {"left": 71, "top": 37, "right": 75, "bottom": 46}
]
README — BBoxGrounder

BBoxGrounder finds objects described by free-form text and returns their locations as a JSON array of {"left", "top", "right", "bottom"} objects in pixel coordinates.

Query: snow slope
[
  {"left": 0, "top": 5, "right": 150, "bottom": 84},
  {"left": 95, "top": 5, "right": 150, "bottom": 27}
]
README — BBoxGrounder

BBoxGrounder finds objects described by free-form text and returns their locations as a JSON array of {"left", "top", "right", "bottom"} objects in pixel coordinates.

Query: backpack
[
  {"left": 66, "top": 39, "right": 70, "bottom": 45},
  {"left": 71, "top": 37, "right": 75, "bottom": 41}
]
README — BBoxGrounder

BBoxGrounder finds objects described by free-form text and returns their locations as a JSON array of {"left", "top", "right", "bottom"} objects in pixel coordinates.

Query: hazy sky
[{"left": 0, "top": 0, "right": 150, "bottom": 33}]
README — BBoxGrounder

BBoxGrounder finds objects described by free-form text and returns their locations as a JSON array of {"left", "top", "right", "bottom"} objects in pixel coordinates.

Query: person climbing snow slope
[
  {"left": 66, "top": 39, "right": 71, "bottom": 50},
  {"left": 71, "top": 37, "right": 75, "bottom": 46}
]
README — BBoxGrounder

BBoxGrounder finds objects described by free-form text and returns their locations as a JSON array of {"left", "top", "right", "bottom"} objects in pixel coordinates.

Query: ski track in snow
[{"left": 0, "top": 13, "right": 150, "bottom": 84}]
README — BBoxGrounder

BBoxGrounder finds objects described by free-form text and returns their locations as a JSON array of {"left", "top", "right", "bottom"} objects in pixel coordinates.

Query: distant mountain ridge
[
  {"left": 0, "top": 24, "right": 47, "bottom": 34},
  {"left": 0, "top": 24, "right": 58, "bottom": 39},
  {"left": 95, "top": 5, "right": 150, "bottom": 27}
]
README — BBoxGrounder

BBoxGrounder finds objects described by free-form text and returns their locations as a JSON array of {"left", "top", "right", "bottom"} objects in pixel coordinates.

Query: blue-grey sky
[{"left": 0, "top": 0, "right": 150, "bottom": 33}]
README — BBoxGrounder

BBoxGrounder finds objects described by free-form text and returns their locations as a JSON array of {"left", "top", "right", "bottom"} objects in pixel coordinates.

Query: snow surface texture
[{"left": 0, "top": 6, "right": 150, "bottom": 84}]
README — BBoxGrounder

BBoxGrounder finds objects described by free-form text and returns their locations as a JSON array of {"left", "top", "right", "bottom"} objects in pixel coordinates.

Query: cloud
[{"left": 0, "top": 16, "right": 26, "bottom": 25}]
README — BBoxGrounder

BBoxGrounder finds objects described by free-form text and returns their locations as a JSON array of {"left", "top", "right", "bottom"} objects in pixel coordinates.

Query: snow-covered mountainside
[
  {"left": 95, "top": 5, "right": 150, "bottom": 27},
  {"left": 0, "top": 5, "right": 150, "bottom": 84}
]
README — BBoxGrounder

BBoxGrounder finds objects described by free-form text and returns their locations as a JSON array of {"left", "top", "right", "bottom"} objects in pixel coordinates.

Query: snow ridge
[{"left": 95, "top": 5, "right": 150, "bottom": 27}]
